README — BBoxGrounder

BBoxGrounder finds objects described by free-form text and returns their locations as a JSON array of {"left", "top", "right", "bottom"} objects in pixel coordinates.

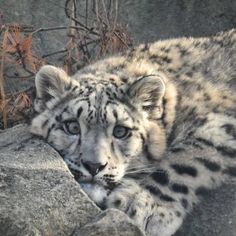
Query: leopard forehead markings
[{"left": 31, "top": 29, "right": 236, "bottom": 236}]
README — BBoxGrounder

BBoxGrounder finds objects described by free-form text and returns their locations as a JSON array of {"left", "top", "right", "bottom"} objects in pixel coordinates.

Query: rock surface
[
  {"left": 74, "top": 209, "right": 144, "bottom": 236},
  {"left": 176, "top": 182, "right": 236, "bottom": 236},
  {"left": 0, "top": 124, "right": 143, "bottom": 236},
  {"left": 2, "top": 0, "right": 236, "bottom": 54}
]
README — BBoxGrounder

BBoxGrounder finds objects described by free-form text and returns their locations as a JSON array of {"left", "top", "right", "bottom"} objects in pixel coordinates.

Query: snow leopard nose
[{"left": 81, "top": 160, "right": 107, "bottom": 176}]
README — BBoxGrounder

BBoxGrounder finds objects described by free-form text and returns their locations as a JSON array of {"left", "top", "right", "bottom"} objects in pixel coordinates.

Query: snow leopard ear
[
  {"left": 127, "top": 74, "right": 166, "bottom": 119},
  {"left": 34, "top": 65, "right": 72, "bottom": 112}
]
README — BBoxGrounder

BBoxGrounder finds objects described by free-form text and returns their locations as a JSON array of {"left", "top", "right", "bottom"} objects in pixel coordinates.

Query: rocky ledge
[{"left": 0, "top": 124, "right": 235, "bottom": 236}]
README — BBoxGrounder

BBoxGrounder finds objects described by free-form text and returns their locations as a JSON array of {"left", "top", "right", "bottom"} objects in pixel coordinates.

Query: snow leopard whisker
[
  {"left": 125, "top": 167, "right": 157, "bottom": 174},
  {"left": 126, "top": 164, "right": 157, "bottom": 171}
]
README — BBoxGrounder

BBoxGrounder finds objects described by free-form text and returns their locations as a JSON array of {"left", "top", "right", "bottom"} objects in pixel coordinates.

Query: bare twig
[
  {"left": 31, "top": 26, "right": 86, "bottom": 35},
  {"left": 42, "top": 49, "right": 68, "bottom": 58},
  {"left": 65, "top": 0, "right": 99, "bottom": 36},
  {"left": 15, "top": 44, "right": 35, "bottom": 75},
  {"left": 0, "top": 28, "right": 7, "bottom": 128}
]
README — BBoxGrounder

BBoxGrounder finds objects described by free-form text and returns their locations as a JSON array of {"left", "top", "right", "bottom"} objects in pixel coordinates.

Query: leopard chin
[{"left": 80, "top": 182, "right": 110, "bottom": 207}]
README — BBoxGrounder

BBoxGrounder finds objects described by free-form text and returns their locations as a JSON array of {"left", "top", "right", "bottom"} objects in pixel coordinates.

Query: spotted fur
[{"left": 31, "top": 29, "right": 236, "bottom": 236}]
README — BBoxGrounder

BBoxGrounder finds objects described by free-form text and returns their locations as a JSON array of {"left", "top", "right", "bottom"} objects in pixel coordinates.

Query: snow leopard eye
[
  {"left": 63, "top": 120, "right": 80, "bottom": 135},
  {"left": 113, "top": 125, "right": 130, "bottom": 139}
]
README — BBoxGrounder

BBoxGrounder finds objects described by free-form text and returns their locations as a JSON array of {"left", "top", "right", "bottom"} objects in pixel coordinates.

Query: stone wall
[{"left": 1, "top": 0, "right": 236, "bottom": 57}]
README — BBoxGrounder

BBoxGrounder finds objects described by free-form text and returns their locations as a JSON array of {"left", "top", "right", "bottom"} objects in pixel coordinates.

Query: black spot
[
  {"left": 77, "top": 107, "right": 83, "bottom": 118},
  {"left": 129, "top": 209, "right": 137, "bottom": 218},
  {"left": 46, "top": 123, "right": 55, "bottom": 141},
  {"left": 195, "top": 187, "right": 209, "bottom": 196},
  {"left": 160, "top": 194, "right": 175, "bottom": 202},
  {"left": 149, "top": 55, "right": 164, "bottom": 65},
  {"left": 121, "top": 76, "right": 128, "bottom": 83},
  {"left": 196, "top": 138, "right": 214, "bottom": 147},
  {"left": 171, "top": 164, "right": 198, "bottom": 177},
  {"left": 77, "top": 138, "right": 81, "bottom": 146},
  {"left": 197, "top": 138, "right": 236, "bottom": 158},
  {"left": 164, "top": 48, "right": 170, "bottom": 53},
  {"left": 160, "top": 47, "right": 165, "bottom": 51},
  {"left": 116, "top": 63, "right": 126, "bottom": 70},
  {"left": 145, "top": 185, "right": 162, "bottom": 196},
  {"left": 216, "top": 146, "right": 236, "bottom": 158},
  {"left": 167, "top": 68, "right": 176, "bottom": 73},
  {"left": 203, "top": 93, "right": 211, "bottom": 101},
  {"left": 195, "top": 117, "right": 207, "bottom": 127},
  {"left": 170, "top": 147, "right": 185, "bottom": 153},
  {"left": 140, "top": 133, "right": 145, "bottom": 148},
  {"left": 223, "top": 166, "right": 236, "bottom": 177},
  {"left": 221, "top": 124, "right": 236, "bottom": 139},
  {"left": 111, "top": 141, "right": 116, "bottom": 152},
  {"left": 140, "top": 43, "right": 149, "bottom": 52},
  {"left": 88, "top": 110, "right": 93, "bottom": 118},
  {"left": 114, "top": 199, "right": 121, "bottom": 207},
  {"left": 71, "top": 85, "right": 78, "bottom": 92},
  {"left": 112, "top": 92, "right": 117, "bottom": 99},
  {"left": 194, "top": 41, "right": 201, "bottom": 47},
  {"left": 41, "top": 119, "right": 49, "bottom": 128},
  {"left": 171, "top": 183, "right": 189, "bottom": 194},
  {"left": 151, "top": 169, "right": 169, "bottom": 185},
  {"left": 180, "top": 48, "right": 188, "bottom": 56},
  {"left": 181, "top": 198, "right": 188, "bottom": 209},
  {"left": 159, "top": 212, "right": 164, "bottom": 217},
  {"left": 55, "top": 114, "right": 62, "bottom": 122},
  {"left": 127, "top": 132, "right": 133, "bottom": 138},
  {"left": 145, "top": 185, "right": 175, "bottom": 202},
  {"left": 161, "top": 56, "right": 172, "bottom": 63},
  {"left": 196, "top": 157, "right": 221, "bottom": 172},
  {"left": 175, "top": 211, "right": 181, "bottom": 217},
  {"left": 185, "top": 71, "right": 193, "bottom": 77}
]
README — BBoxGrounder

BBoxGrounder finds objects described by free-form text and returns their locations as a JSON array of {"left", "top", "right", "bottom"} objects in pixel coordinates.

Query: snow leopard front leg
[
  {"left": 106, "top": 137, "right": 236, "bottom": 236},
  {"left": 107, "top": 179, "right": 184, "bottom": 236}
]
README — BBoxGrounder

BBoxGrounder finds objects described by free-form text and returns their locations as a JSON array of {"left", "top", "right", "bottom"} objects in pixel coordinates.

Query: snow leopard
[{"left": 31, "top": 29, "right": 236, "bottom": 236}]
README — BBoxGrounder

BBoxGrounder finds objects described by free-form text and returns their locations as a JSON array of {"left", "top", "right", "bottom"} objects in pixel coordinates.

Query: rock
[
  {"left": 0, "top": 124, "right": 100, "bottom": 236},
  {"left": 1, "top": 0, "right": 236, "bottom": 60},
  {"left": 0, "top": 124, "right": 144, "bottom": 236},
  {"left": 175, "top": 182, "right": 236, "bottom": 236},
  {"left": 73, "top": 209, "right": 144, "bottom": 236},
  {"left": 118, "top": 0, "right": 236, "bottom": 43}
]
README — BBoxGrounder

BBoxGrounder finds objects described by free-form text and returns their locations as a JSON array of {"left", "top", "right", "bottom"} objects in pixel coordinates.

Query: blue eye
[
  {"left": 113, "top": 125, "right": 130, "bottom": 139},
  {"left": 63, "top": 120, "right": 80, "bottom": 135}
]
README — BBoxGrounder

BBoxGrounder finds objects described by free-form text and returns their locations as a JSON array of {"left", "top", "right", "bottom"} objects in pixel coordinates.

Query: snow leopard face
[{"left": 31, "top": 65, "right": 166, "bottom": 189}]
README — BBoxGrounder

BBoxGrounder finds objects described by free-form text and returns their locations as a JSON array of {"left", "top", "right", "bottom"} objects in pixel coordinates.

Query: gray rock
[
  {"left": 74, "top": 209, "right": 144, "bottom": 236},
  {"left": 1, "top": 0, "right": 236, "bottom": 94},
  {"left": 0, "top": 124, "right": 143, "bottom": 236},
  {"left": 175, "top": 182, "right": 236, "bottom": 236},
  {"left": 0, "top": 0, "right": 67, "bottom": 61},
  {"left": 2, "top": 0, "right": 236, "bottom": 58},
  {"left": 118, "top": 0, "right": 236, "bottom": 43},
  {"left": 0, "top": 124, "right": 100, "bottom": 236}
]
